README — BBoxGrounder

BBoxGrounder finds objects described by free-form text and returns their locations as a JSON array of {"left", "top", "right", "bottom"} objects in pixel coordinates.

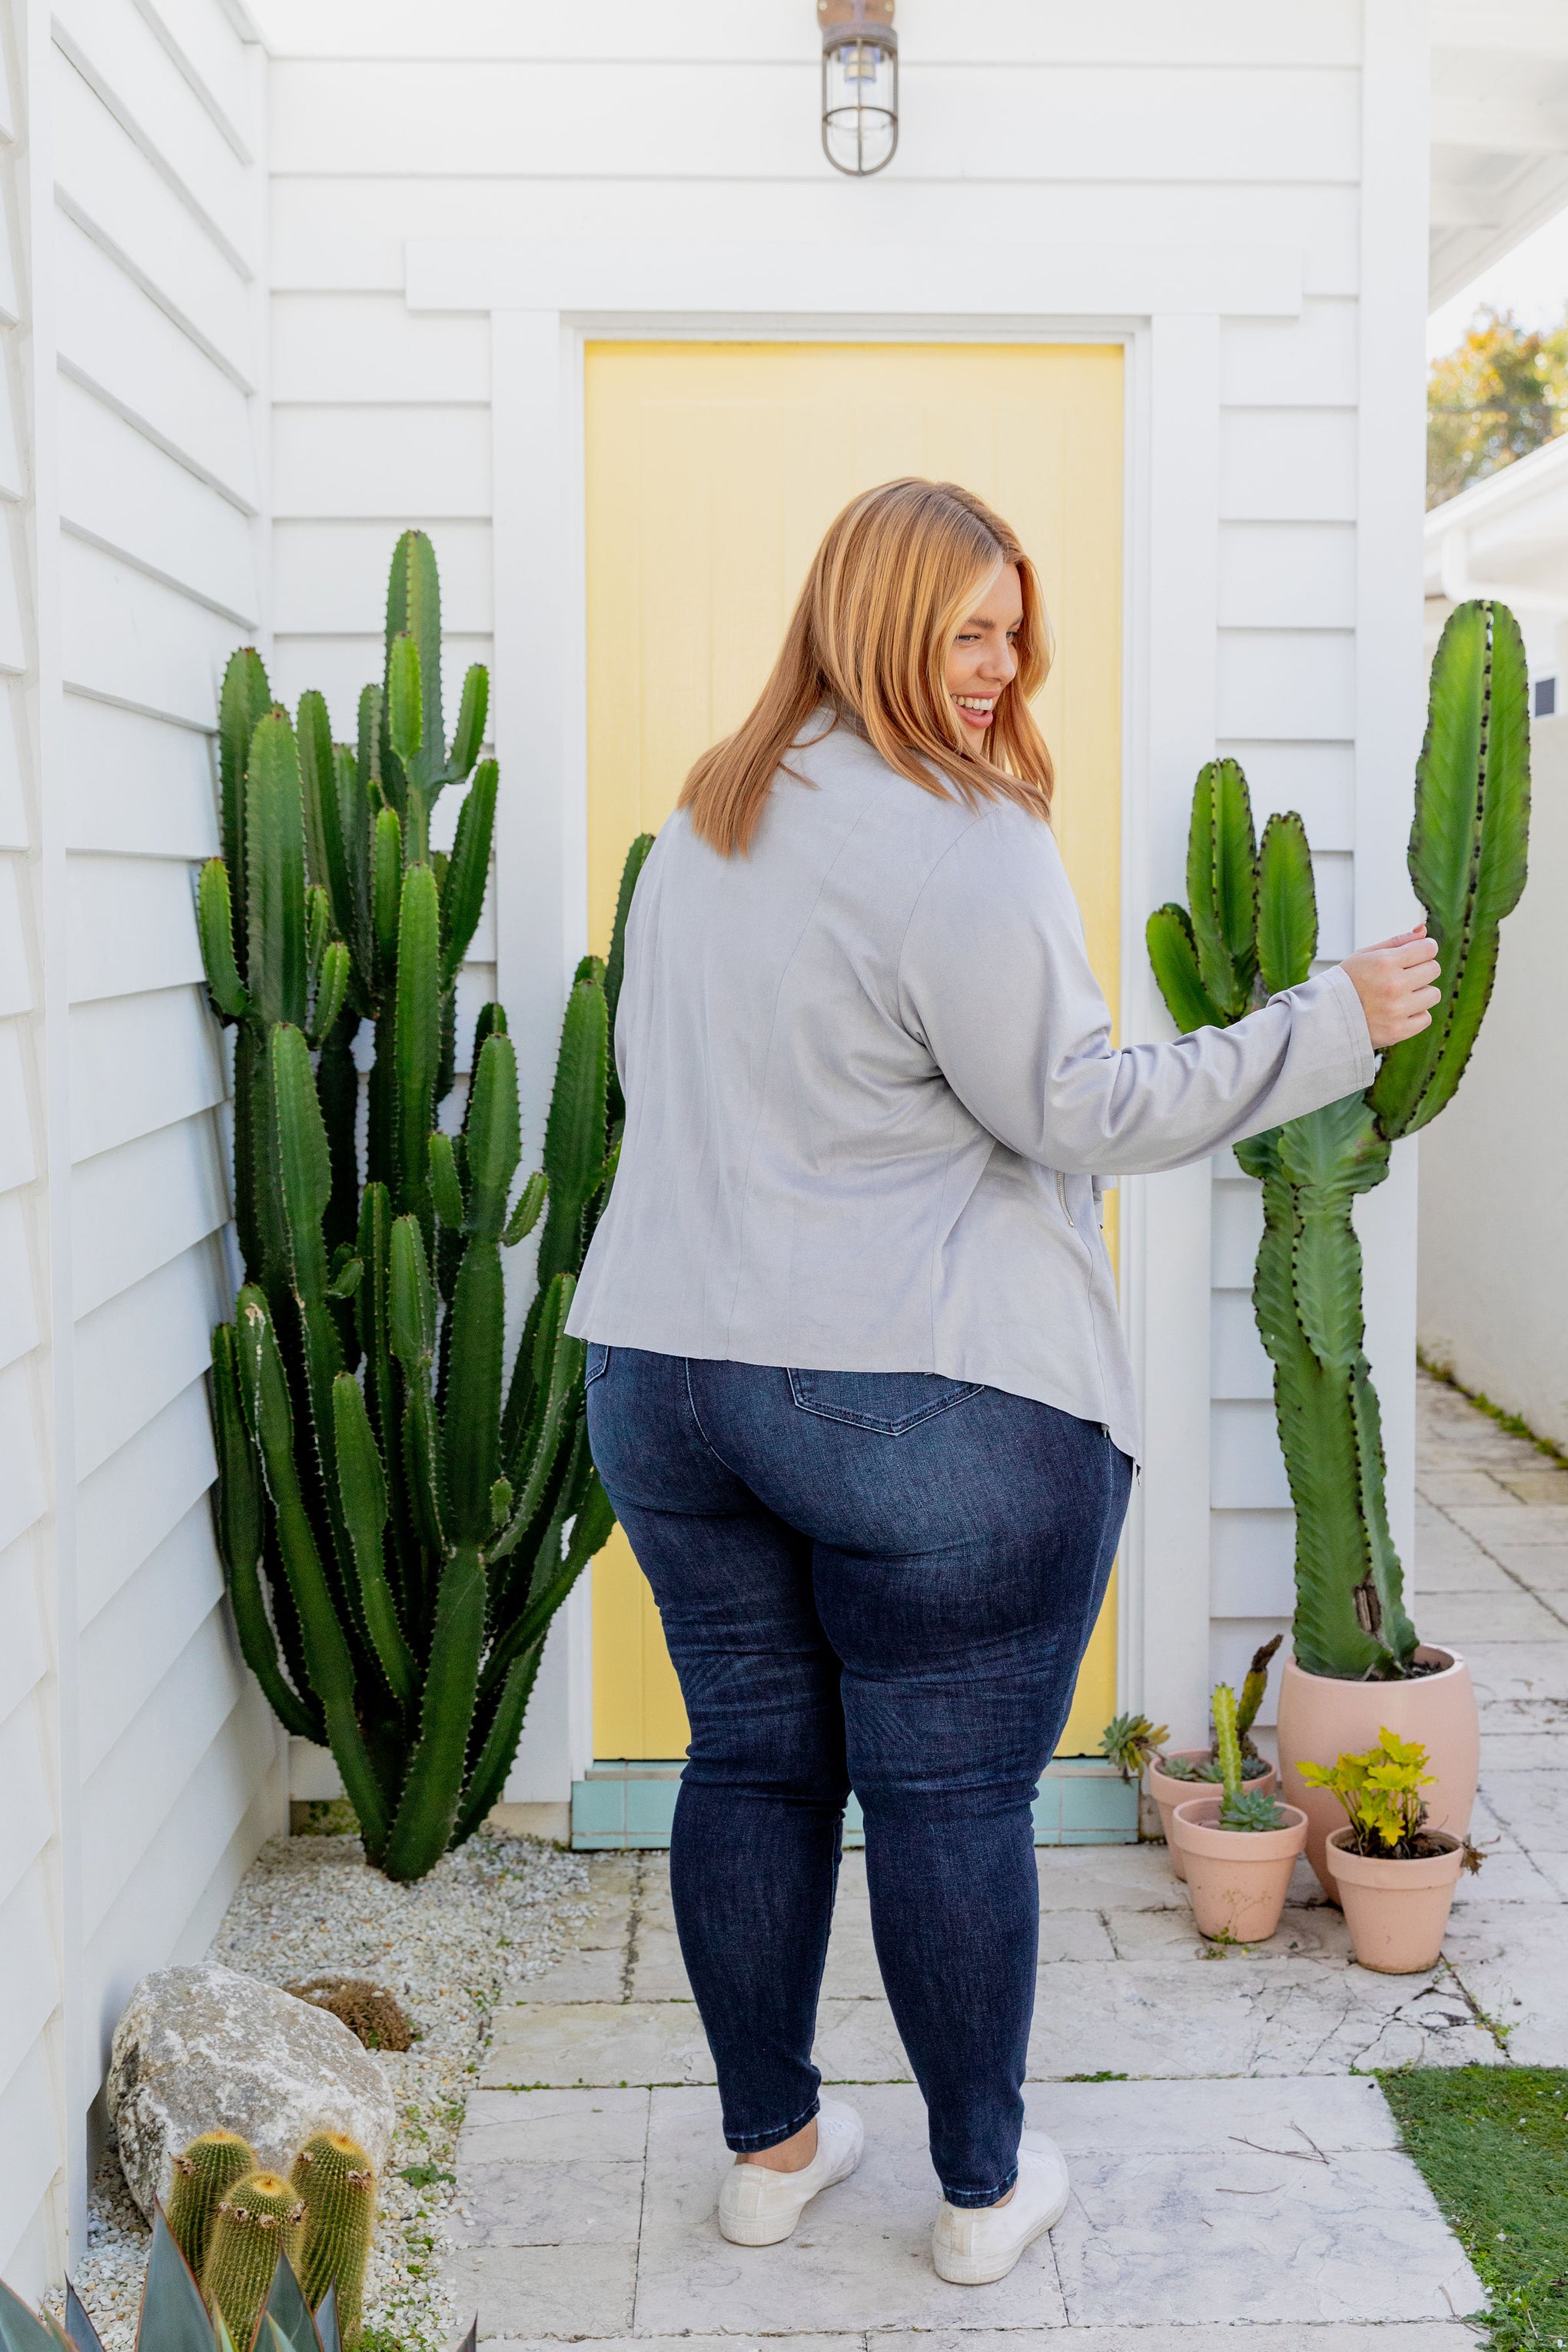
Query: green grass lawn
[{"left": 1380, "top": 2068, "right": 1568, "bottom": 2350}]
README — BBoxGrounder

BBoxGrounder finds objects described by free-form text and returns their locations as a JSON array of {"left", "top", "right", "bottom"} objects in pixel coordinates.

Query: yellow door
[{"left": 584, "top": 341, "right": 1124, "bottom": 1762}]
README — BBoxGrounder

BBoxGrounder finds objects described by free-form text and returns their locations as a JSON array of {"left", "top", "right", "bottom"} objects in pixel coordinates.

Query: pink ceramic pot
[
  {"left": 1148, "top": 1752, "right": 1277, "bottom": 1881},
  {"left": 1326, "top": 1828, "right": 1464, "bottom": 1973},
  {"left": 1277, "top": 1648, "right": 1479, "bottom": 1901},
  {"left": 1170, "top": 1797, "right": 1308, "bottom": 1944}
]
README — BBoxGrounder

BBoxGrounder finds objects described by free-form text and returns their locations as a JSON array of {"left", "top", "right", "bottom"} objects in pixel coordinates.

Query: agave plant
[
  {"left": 201, "top": 530, "right": 654, "bottom": 1879},
  {"left": 1147, "top": 601, "right": 1530, "bottom": 1679}
]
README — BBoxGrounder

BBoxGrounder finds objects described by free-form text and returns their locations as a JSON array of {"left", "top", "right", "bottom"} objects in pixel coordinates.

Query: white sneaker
[
  {"left": 931, "top": 2129, "right": 1071, "bottom": 2285},
  {"left": 716, "top": 2098, "right": 865, "bottom": 2246}
]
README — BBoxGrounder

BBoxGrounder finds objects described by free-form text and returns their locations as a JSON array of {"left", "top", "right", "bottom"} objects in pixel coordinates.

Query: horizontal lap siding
[
  {"left": 264, "top": 6, "right": 1371, "bottom": 1771},
  {"left": 0, "top": 0, "right": 65, "bottom": 2287},
  {"left": 42, "top": 0, "right": 280, "bottom": 2254}
]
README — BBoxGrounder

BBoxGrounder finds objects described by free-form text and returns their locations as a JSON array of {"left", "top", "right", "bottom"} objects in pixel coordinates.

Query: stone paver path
[{"left": 449, "top": 1370, "right": 1568, "bottom": 2348}]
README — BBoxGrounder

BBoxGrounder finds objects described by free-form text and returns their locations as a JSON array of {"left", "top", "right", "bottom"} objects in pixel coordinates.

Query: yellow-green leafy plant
[
  {"left": 1098, "top": 1713, "right": 1169, "bottom": 1781},
  {"left": 291, "top": 2134, "right": 375, "bottom": 2347},
  {"left": 1210, "top": 1683, "right": 1287, "bottom": 1832},
  {"left": 167, "top": 2130, "right": 258, "bottom": 2280},
  {"left": 202, "top": 2173, "right": 306, "bottom": 2348},
  {"left": 201, "top": 530, "right": 654, "bottom": 1880},
  {"left": 1298, "top": 1727, "right": 1434, "bottom": 1858},
  {"left": 1147, "top": 602, "right": 1530, "bottom": 1680}
]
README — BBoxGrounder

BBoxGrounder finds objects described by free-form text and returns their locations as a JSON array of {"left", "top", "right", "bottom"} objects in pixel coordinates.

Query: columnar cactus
[
  {"left": 1147, "top": 601, "right": 1530, "bottom": 1679},
  {"left": 202, "top": 532, "right": 646, "bottom": 1879}
]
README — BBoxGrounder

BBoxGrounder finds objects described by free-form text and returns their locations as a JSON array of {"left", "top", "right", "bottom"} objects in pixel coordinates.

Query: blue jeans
[{"left": 584, "top": 1347, "right": 1131, "bottom": 2207}]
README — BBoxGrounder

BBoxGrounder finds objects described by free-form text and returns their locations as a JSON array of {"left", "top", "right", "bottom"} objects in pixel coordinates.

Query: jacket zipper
[{"left": 1056, "top": 1170, "right": 1075, "bottom": 1227}]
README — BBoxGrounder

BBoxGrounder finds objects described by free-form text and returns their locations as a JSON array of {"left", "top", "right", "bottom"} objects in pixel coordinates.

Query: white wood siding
[
  {"left": 0, "top": 0, "right": 282, "bottom": 2288},
  {"left": 259, "top": 0, "right": 1428, "bottom": 1762},
  {"left": 0, "top": 0, "right": 68, "bottom": 2290},
  {"left": 55, "top": 0, "right": 284, "bottom": 2204}
]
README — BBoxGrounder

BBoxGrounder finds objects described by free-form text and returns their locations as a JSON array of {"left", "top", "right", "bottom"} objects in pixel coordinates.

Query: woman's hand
[{"left": 1340, "top": 923, "right": 1442, "bottom": 1049}]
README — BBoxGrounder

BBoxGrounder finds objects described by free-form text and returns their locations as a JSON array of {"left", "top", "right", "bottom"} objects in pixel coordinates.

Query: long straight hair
[{"left": 679, "top": 477, "right": 1055, "bottom": 856}]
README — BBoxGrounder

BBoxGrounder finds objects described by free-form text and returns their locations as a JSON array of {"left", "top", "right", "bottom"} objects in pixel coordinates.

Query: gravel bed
[{"left": 57, "top": 1825, "right": 590, "bottom": 2352}]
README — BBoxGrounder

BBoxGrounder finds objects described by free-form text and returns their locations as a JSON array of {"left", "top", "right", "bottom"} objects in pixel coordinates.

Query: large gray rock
[{"left": 108, "top": 1963, "right": 396, "bottom": 2219}]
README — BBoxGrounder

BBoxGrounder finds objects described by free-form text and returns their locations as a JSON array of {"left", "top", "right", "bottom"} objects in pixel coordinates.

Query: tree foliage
[{"left": 1427, "top": 304, "right": 1568, "bottom": 510}]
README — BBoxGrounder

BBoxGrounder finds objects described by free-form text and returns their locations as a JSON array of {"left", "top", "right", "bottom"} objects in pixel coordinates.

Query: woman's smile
[{"left": 944, "top": 561, "right": 1023, "bottom": 742}]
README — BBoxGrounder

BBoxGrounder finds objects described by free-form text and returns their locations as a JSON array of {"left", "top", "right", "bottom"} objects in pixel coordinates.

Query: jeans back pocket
[
  {"left": 586, "top": 1342, "right": 611, "bottom": 1386},
  {"left": 786, "top": 1367, "right": 983, "bottom": 1436}
]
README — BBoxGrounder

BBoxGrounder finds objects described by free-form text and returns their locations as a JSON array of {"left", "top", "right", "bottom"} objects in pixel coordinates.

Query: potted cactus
[
  {"left": 1141, "top": 1638, "right": 1281, "bottom": 1877},
  {"left": 1146, "top": 601, "right": 1530, "bottom": 1895},
  {"left": 1301, "top": 1730, "right": 1467, "bottom": 1974},
  {"left": 200, "top": 531, "right": 654, "bottom": 1882},
  {"left": 1168, "top": 1683, "right": 1307, "bottom": 1942}
]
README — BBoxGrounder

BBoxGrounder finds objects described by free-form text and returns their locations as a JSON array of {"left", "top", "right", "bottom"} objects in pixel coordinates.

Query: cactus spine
[
  {"left": 203, "top": 533, "right": 647, "bottom": 1879},
  {"left": 201, "top": 2172, "right": 305, "bottom": 2347},
  {"left": 1147, "top": 602, "right": 1530, "bottom": 1679},
  {"left": 291, "top": 2133, "right": 375, "bottom": 2345},
  {"left": 168, "top": 2131, "right": 258, "bottom": 2281}
]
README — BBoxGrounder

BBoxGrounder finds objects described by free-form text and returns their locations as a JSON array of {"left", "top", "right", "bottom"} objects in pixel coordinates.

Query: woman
[{"left": 567, "top": 479, "right": 1439, "bottom": 2286}]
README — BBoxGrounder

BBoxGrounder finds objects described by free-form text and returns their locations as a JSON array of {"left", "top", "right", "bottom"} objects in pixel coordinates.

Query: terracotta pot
[
  {"left": 1277, "top": 1649, "right": 1479, "bottom": 1901},
  {"left": 1326, "top": 1828, "right": 1464, "bottom": 1973},
  {"left": 1170, "top": 1797, "right": 1308, "bottom": 1944},
  {"left": 1148, "top": 1752, "right": 1276, "bottom": 1880}
]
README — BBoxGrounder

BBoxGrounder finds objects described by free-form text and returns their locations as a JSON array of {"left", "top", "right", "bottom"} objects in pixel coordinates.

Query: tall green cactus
[
  {"left": 1147, "top": 602, "right": 1530, "bottom": 1681},
  {"left": 201, "top": 531, "right": 646, "bottom": 1879}
]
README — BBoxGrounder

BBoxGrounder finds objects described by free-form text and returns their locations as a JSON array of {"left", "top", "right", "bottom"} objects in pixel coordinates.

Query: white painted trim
[
  {"left": 466, "top": 228, "right": 1258, "bottom": 1788},
  {"left": 1355, "top": 0, "right": 1432, "bottom": 1590},
  {"left": 1121, "top": 311, "right": 1221, "bottom": 1751},
  {"left": 410, "top": 238, "right": 1304, "bottom": 322}
]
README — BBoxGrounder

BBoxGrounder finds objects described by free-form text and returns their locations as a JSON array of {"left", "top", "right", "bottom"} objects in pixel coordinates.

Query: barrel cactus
[
  {"left": 6, "top": 2204, "right": 473, "bottom": 2352},
  {"left": 292, "top": 2132, "right": 375, "bottom": 2347},
  {"left": 1, "top": 2207, "right": 362, "bottom": 2352},
  {"left": 1147, "top": 600, "right": 1530, "bottom": 1680},
  {"left": 201, "top": 2172, "right": 307, "bottom": 2347},
  {"left": 201, "top": 531, "right": 647, "bottom": 1878},
  {"left": 168, "top": 2130, "right": 258, "bottom": 2280}
]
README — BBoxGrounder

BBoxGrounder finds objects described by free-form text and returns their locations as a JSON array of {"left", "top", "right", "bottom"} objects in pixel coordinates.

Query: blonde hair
[{"left": 679, "top": 477, "right": 1055, "bottom": 856}]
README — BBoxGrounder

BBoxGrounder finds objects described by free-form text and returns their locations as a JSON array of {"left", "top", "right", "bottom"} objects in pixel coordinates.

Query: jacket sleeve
[{"left": 896, "top": 809, "right": 1376, "bottom": 1177}]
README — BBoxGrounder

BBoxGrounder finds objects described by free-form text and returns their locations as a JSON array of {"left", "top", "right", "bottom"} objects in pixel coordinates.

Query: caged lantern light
[{"left": 819, "top": 0, "right": 898, "bottom": 176}]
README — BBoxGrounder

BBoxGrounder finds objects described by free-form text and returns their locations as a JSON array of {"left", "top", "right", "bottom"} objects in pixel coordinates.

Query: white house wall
[
  {"left": 0, "top": 0, "right": 281, "bottom": 2290},
  {"left": 260, "top": 0, "right": 1429, "bottom": 1757},
  {"left": 0, "top": 0, "right": 60, "bottom": 2290}
]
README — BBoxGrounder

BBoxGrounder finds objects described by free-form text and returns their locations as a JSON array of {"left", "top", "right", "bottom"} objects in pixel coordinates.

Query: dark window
[{"left": 1535, "top": 676, "right": 1557, "bottom": 718}]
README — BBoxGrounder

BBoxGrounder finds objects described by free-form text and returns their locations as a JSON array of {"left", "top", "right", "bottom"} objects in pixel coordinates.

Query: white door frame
[{"left": 405, "top": 232, "right": 1305, "bottom": 1796}]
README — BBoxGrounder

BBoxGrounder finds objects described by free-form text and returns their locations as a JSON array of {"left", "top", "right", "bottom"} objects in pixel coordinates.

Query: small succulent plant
[{"left": 1098, "top": 1712, "right": 1169, "bottom": 1781}]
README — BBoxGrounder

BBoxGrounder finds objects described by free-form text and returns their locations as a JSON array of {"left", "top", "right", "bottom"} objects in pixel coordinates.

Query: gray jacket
[{"left": 566, "top": 719, "right": 1374, "bottom": 1460}]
